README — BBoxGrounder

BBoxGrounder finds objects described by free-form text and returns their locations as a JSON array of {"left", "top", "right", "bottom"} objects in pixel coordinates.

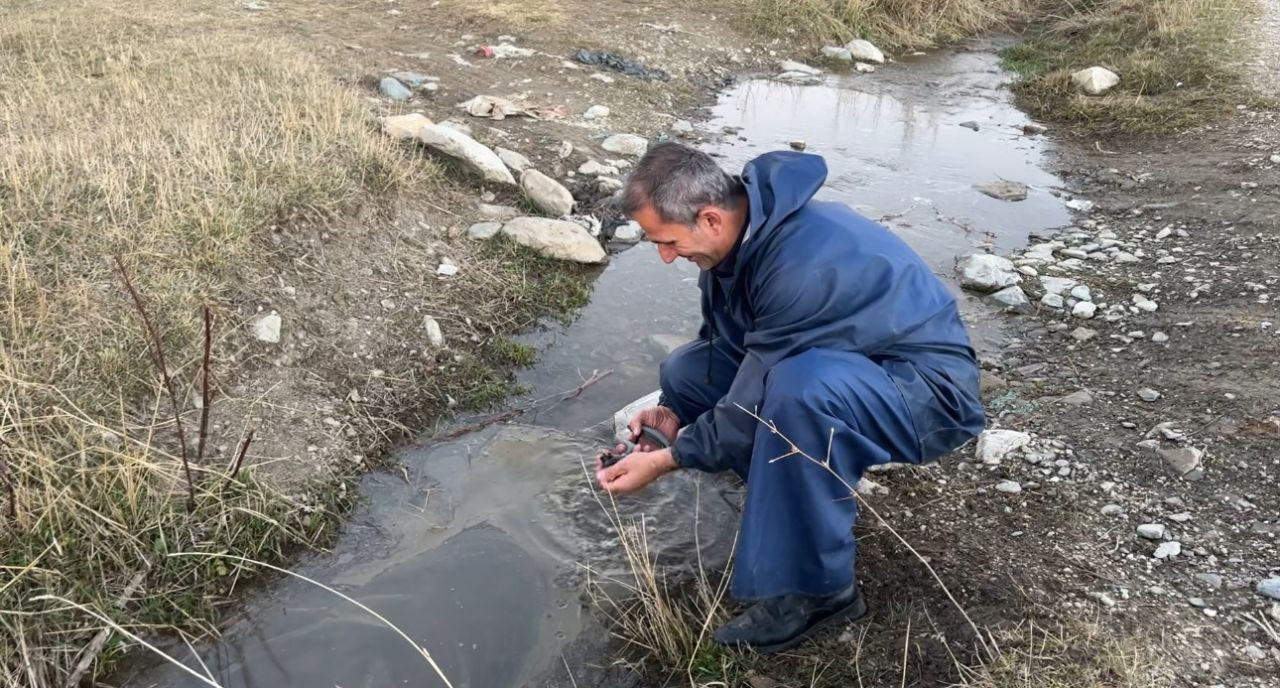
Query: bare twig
[
  {"left": 166, "top": 552, "right": 454, "bottom": 688},
  {"left": 427, "top": 408, "right": 526, "bottom": 443},
  {"left": 114, "top": 255, "right": 195, "bottom": 512},
  {"left": 226, "top": 429, "right": 255, "bottom": 482},
  {"left": 0, "top": 437, "right": 17, "bottom": 523},
  {"left": 196, "top": 306, "right": 213, "bottom": 465},
  {"left": 735, "top": 403, "right": 996, "bottom": 660}
]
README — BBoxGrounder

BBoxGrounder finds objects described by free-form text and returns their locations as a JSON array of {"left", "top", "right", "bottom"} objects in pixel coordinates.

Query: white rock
[
  {"left": 976, "top": 429, "right": 1031, "bottom": 465},
  {"left": 1153, "top": 541, "right": 1181, "bottom": 559},
  {"left": 613, "top": 389, "right": 662, "bottom": 443},
  {"left": 990, "top": 285, "right": 1031, "bottom": 311},
  {"left": 778, "top": 59, "right": 822, "bottom": 75},
  {"left": 583, "top": 105, "right": 611, "bottom": 120},
  {"left": 436, "top": 263, "right": 458, "bottom": 276},
  {"left": 416, "top": 125, "right": 515, "bottom": 185},
  {"left": 854, "top": 477, "right": 889, "bottom": 496},
  {"left": 597, "top": 177, "right": 623, "bottom": 193},
  {"left": 1137, "top": 387, "right": 1161, "bottom": 402},
  {"left": 437, "top": 119, "right": 473, "bottom": 137},
  {"left": 495, "top": 147, "right": 532, "bottom": 173},
  {"left": 671, "top": 119, "right": 693, "bottom": 134},
  {"left": 845, "top": 39, "right": 885, "bottom": 64},
  {"left": 478, "top": 203, "right": 520, "bottom": 220},
  {"left": 1072, "top": 301, "right": 1097, "bottom": 319},
  {"left": 466, "top": 221, "right": 502, "bottom": 240},
  {"left": 422, "top": 316, "right": 445, "bottom": 347},
  {"left": 1071, "top": 327, "right": 1097, "bottom": 342},
  {"left": 1041, "top": 293, "right": 1065, "bottom": 309},
  {"left": 578, "top": 160, "right": 619, "bottom": 176},
  {"left": 1137, "top": 523, "right": 1166, "bottom": 540},
  {"left": 381, "top": 113, "right": 434, "bottom": 140},
  {"left": 251, "top": 313, "right": 282, "bottom": 343},
  {"left": 1072, "top": 67, "right": 1120, "bottom": 95},
  {"left": 1115, "top": 251, "right": 1139, "bottom": 263},
  {"left": 601, "top": 134, "right": 649, "bottom": 157},
  {"left": 1258, "top": 578, "right": 1280, "bottom": 600},
  {"left": 612, "top": 221, "right": 642, "bottom": 243},
  {"left": 957, "top": 254, "right": 1020, "bottom": 293},
  {"left": 1070, "top": 284, "right": 1093, "bottom": 302},
  {"left": 854, "top": 62, "right": 876, "bottom": 73},
  {"left": 1101, "top": 504, "right": 1124, "bottom": 516},
  {"left": 821, "top": 46, "right": 853, "bottom": 61},
  {"left": 501, "top": 217, "right": 608, "bottom": 264},
  {"left": 520, "top": 169, "right": 575, "bottom": 217},
  {"left": 995, "top": 480, "right": 1023, "bottom": 494}
]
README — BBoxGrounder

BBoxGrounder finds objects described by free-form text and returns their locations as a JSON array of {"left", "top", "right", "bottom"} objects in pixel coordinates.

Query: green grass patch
[{"left": 1001, "top": 0, "right": 1261, "bottom": 134}]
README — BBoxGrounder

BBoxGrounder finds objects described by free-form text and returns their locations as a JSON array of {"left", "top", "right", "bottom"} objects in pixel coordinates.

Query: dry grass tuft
[
  {"left": 0, "top": 0, "right": 410, "bottom": 682},
  {"left": 960, "top": 620, "right": 1173, "bottom": 688},
  {"left": 741, "top": 0, "right": 1033, "bottom": 51},
  {"left": 1001, "top": 0, "right": 1258, "bottom": 133}
]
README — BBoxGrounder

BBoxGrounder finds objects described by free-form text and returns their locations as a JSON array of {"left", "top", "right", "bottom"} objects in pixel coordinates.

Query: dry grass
[
  {"left": 959, "top": 621, "right": 1173, "bottom": 688},
  {"left": 1001, "top": 0, "right": 1258, "bottom": 133},
  {"left": 741, "top": 0, "right": 1033, "bottom": 51},
  {"left": 0, "top": 0, "right": 411, "bottom": 682}
]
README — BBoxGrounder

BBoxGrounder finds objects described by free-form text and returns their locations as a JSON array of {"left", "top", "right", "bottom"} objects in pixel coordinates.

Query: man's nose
[{"left": 657, "top": 244, "right": 677, "bottom": 264}]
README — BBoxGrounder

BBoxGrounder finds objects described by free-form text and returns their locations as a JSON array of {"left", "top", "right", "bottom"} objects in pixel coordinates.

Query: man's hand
[
  {"left": 596, "top": 447, "right": 678, "bottom": 494},
  {"left": 627, "top": 406, "right": 680, "bottom": 452}
]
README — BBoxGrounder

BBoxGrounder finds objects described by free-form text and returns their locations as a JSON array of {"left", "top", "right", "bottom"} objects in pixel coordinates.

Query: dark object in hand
[{"left": 599, "top": 425, "right": 672, "bottom": 469}]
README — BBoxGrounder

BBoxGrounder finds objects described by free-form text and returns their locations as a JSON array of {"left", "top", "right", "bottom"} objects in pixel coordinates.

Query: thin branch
[
  {"left": 734, "top": 403, "right": 996, "bottom": 661},
  {"left": 114, "top": 255, "right": 195, "bottom": 512},
  {"left": 196, "top": 306, "right": 213, "bottom": 465},
  {"left": 0, "top": 437, "right": 17, "bottom": 523},
  {"left": 226, "top": 429, "right": 255, "bottom": 482}
]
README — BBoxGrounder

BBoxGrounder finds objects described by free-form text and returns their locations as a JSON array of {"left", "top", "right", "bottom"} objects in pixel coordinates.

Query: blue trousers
[{"left": 660, "top": 340, "right": 930, "bottom": 600}]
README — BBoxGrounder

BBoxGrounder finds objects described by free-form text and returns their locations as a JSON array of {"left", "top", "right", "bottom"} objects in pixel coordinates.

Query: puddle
[{"left": 129, "top": 37, "right": 1067, "bottom": 688}]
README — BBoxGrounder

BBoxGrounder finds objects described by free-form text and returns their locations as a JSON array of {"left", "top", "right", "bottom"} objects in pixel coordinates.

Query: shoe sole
[{"left": 733, "top": 594, "right": 870, "bottom": 655}]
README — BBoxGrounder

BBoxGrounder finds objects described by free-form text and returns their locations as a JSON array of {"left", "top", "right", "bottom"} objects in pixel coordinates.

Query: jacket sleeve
[{"left": 671, "top": 251, "right": 864, "bottom": 472}]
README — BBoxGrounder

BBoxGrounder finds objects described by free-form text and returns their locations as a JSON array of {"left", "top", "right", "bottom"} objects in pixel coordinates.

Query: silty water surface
[{"left": 131, "top": 37, "right": 1068, "bottom": 688}]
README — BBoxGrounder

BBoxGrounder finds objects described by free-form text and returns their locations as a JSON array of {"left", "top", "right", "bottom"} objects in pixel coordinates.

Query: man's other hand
[
  {"left": 596, "top": 447, "right": 678, "bottom": 494},
  {"left": 627, "top": 406, "right": 680, "bottom": 452}
]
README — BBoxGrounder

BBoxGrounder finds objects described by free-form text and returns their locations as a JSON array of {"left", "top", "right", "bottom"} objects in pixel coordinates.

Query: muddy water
[{"left": 134, "top": 38, "right": 1067, "bottom": 688}]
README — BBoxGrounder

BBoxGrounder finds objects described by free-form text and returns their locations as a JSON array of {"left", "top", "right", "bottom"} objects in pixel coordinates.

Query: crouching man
[{"left": 596, "top": 143, "right": 985, "bottom": 653}]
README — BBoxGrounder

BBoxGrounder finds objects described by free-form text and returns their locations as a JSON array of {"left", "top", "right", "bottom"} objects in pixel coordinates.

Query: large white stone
[
  {"left": 976, "top": 429, "right": 1031, "bottom": 465},
  {"left": 416, "top": 125, "right": 515, "bottom": 185},
  {"left": 957, "top": 254, "right": 1020, "bottom": 293},
  {"left": 501, "top": 217, "right": 607, "bottom": 264},
  {"left": 520, "top": 169, "right": 575, "bottom": 217},
  {"left": 1072, "top": 67, "right": 1120, "bottom": 95},
  {"left": 614, "top": 389, "right": 662, "bottom": 443},
  {"left": 845, "top": 39, "right": 885, "bottom": 64},
  {"left": 990, "top": 285, "right": 1031, "bottom": 312},
  {"left": 381, "top": 113, "right": 433, "bottom": 140},
  {"left": 601, "top": 134, "right": 649, "bottom": 157}
]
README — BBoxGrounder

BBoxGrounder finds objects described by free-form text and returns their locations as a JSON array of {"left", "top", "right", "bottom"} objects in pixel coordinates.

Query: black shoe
[{"left": 712, "top": 581, "right": 868, "bottom": 654}]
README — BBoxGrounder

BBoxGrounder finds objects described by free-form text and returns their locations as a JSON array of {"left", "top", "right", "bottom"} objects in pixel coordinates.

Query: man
[{"left": 596, "top": 142, "right": 985, "bottom": 653}]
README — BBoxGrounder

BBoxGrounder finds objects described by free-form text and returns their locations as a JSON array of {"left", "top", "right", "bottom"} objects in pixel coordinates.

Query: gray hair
[{"left": 621, "top": 142, "right": 744, "bottom": 226}]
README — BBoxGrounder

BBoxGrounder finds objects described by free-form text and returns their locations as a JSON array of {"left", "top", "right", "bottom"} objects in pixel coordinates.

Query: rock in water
[
  {"left": 381, "top": 113, "right": 433, "bottom": 140},
  {"left": 496, "top": 147, "right": 531, "bottom": 173},
  {"left": 416, "top": 125, "right": 516, "bottom": 185},
  {"left": 1072, "top": 67, "right": 1120, "bottom": 95},
  {"left": 520, "top": 169, "right": 575, "bottom": 217},
  {"left": 975, "top": 181, "right": 1029, "bottom": 201},
  {"left": 501, "top": 217, "right": 608, "bottom": 264},
  {"left": 778, "top": 59, "right": 822, "bottom": 75},
  {"left": 602, "top": 134, "right": 649, "bottom": 157},
  {"left": 975, "top": 429, "right": 1031, "bottom": 465},
  {"left": 821, "top": 46, "right": 853, "bottom": 61},
  {"left": 251, "top": 313, "right": 282, "bottom": 343},
  {"left": 614, "top": 389, "right": 662, "bottom": 442},
  {"left": 379, "top": 77, "right": 413, "bottom": 101},
  {"left": 957, "top": 254, "right": 1020, "bottom": 293},
  {"left": 845, "top": 39, "right": 885, "bottom": 64},
  {"left": 990, "top": 285, "right": 1031, "bottom": 312}
]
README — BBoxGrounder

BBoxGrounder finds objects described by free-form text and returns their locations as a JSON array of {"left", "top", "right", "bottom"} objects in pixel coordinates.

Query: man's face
[{"left": 631, "top": 204, "right": 727, "bottom": 271}]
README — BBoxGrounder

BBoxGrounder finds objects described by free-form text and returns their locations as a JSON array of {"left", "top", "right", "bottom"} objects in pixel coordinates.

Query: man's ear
[{"left": 698, "top": 206, "right": 725, "bottom": 237}]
